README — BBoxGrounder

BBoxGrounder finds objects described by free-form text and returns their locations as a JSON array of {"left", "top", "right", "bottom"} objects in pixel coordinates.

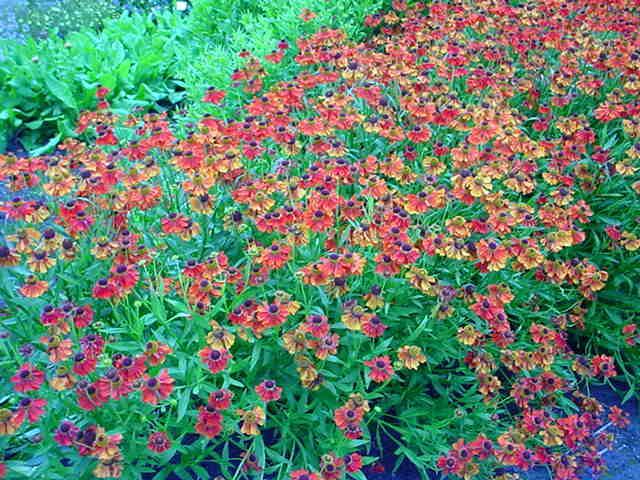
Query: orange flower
[
  {"left": 20, "top": 276, "right": 48, "bottom": 298},
  {"left": 236, "top": 406, "right": 265, "bottom": 436},
  {"left": 397, "top": 346, "right": 427, "bottom": 369},
  {"left": 476, "top": 239, "right": 510, "bottom": 271}
]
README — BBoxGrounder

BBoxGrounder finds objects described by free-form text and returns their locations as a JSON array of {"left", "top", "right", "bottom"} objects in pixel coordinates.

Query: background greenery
[{"left": 0, "top": 0, "right": 386, "bottom": 153}]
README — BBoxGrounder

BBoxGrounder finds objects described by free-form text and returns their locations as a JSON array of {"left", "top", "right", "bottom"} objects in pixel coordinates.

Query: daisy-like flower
[
  {"left": 608, "top": 406, "right": 630, "bottom": 428},
  {"left": 11, "top": 363, "right": 45, "bottom": 392},
  {"left": 255, "top": 380, "right": 282, "bottom": 402},
  {"left": 256, "top": 302, "right": 288, "bottom": 330},
  {"left": 0, "top": 245, "right": 20, "bottom": 267},
  {"left": 290, "top": 469, "right": 320, "bottom": 480},
  {"left": 343, "top": 453, "right": 363, "bottom": 473},
  {"left": 19, "top": 275, "right": 48, "bottom": 298},
  {"left": 208, "top": 388, "right": 234, "bottom": 410},
  {"left": 364, "top": 356, "right": 394, "bottom": 383},
  {"left": 92, "top": 277, "right": 117, "bottom": 300},
  {"left": 236, "top": 405, "right": 265, "bottom": 436},
  {"left": 147, "top": 431, "right": 171, "bottom": 453},
  {"left": 397, "top": 345, "right": 427, "bottom": 370},
  {"left": 334, "top": 405, "right": 364, "bottom": 430},
  {"left": 27, "top": 250, "right": 56, "bottom": 273},
  {"left": 320, "top": 453, "right": 344, "bottom": 480},
  {"left": 141, "top": 370, "right": 174, "bottom": 404},
  {"left": 241, "top": 451, "right": 262, "bottom": 472},
  {"left": 13, "top": 397, "right": 47, "bottom": 424},
  {"left": 195, "top": 404, "right": 223, "bottom": 439},
  {"left": 202, "top": 87, "right": 226, "bottom": 104},
  {"left": 476, "top": 239, "right": 510, "bottom": 271},
  {"left": 144, "top": 341, "right": 173, "bottom": 366},
  {"left": 591, "top": 354, "right": 616, "bottom": 378},
  {"left": 54, "top": 420, "right": 79, "bottom": 446},
  {"left": 0, "top": 408, "right": 20, "bottom": 435},
  {"left": 199, "top": 347, "right": 232, "bottom": 373},
  {"left": 73, "top": 352, "right": 97, "bottom": 376},
  {"left": 361, "top": 314, "right": 388, "bottom": 338},
  {"left": 72, "top": 304, "right": 94, "bottom": 328},
  {"left": 304, "top": 314, "right": 330, "bottom": 338}
]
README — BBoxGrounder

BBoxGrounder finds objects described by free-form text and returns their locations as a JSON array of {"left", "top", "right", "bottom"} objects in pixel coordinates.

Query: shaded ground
[{"left": 363, "top": 384, "right": 640, "bottom": 480}]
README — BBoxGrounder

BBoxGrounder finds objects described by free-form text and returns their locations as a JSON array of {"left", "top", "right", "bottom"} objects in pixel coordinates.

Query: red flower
[
  {"left": 202, "top": 88, "right": 226, "bottom": 104},
  {"left": 469, "top": 435, "right": 494, "bottom": 459},
  {"left": 141, "top": 370, "right": 174, "bottom": 404},
  {"left": 208, "top": 388, "right": 234, "bottom": 410},
  {"left": 73, "top": 352, "right": 97, "bottom": 376},
  {"left": 110, "top": 263, "right": 139, "bottom": 291},
  {"left": 361, "top": 314, "right": 388, "bottom": 338},
  {"left": 320, "top": 453, "right": 344, "bottom": 480},
  {"left": 608, "top": 406, "right": 630, "bottom": 428},
  {"left": 92, "top": 277, "right": 117, "bottom": 299},
  {"left": 605, "top": 225, "right": 622, "bottom": 241},
  {"left": 11, "top": 363, "right": 45, "bottom": 392},
  {"left": 407, "top": 125, "right": 432, "bottom": 143},
  {"left": 304, "top": 314, "right": 330, "bottom": 338},
  {"left": 195, "top": 404, "right": 223, "bottom": 438},
  {"left": 303, "top": 209, "right": 334, "bottom": 232},
  {"left": 144, "top": 341, "right": 173, "bottom": 366},
  {"left": 95, "top": 85, "right": 110, "bottom": 99},
  {"left": 437, "top": 455, "right": 460, "bottom": 475},
  {"left": 148, "top": 431, "right": 171, "bottom": 453},
  {"left": 96, "top": 127, "right": 118, "bottom": 146},
  {"left": 76, "top": 381, "right": 108, "bottom": 411},
  {"left": 80, "top": 333, "right": 105, "bottom": 357},
  {"left": 260, "top": 243, "right": 291, "bottom": 270},
  {"left": 255, "top": 379, "right": 282, "bottom": 402},
  {"left": 290, "top": 470, "right": 319, "bottom": 480},
  {"left": 72, "top": 305, "right": 94, "bottom": 328},
  {"left": 622, "top": 323, "right": 639, "bottom": 346},
  {"left": 256, "top": 302, "right": 288, "bottom": 329},
  {"left": 265, "top": 50, "right": 285, "bottom": 63},
  {"left": 334, "top": 406, "right": 364, "bottom": 429},
  {"left": 591, "top": 354, "right": 616, "bottom": 378},
  {"left": 343, "top": 453, "right": 363, "bottom": 472},
  {"left": 14, "top": 397, "right": 47, "bottom": 423},
  {"left": 95, "top": 369, "right": 133, "bottom": 400},
  {"left": 364, "top": 356, "right": 394, "bottom": 383},
  {"left": 199, "top": 347, "right": 232, "bottom": 373},
  {"left": 116, "top": 355, "right": 147, "bottom": 382},
  {"left": 476, "top": 239, "right": 510, "bottom": 271},
  {"left": 54, "top": 420, "right": 79, "bottom": 446}
]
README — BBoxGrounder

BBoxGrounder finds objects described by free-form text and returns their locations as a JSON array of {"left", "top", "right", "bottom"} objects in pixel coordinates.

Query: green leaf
[
  {"left": 25, "top": 119, "right": 44, "bottom": 129},
  {"left": 44, "top": 74, "right": 77, "bottom": 110},
  {"left": 29, "top": 133, "right": 61, "bottom": 156},
  {"left": 177, "top": 387, "right": 191, "bottom": 422}
]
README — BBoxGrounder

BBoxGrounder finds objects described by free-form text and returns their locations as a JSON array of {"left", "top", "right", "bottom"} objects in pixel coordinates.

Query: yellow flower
[
  {"left": 397, "top": 346, "right": 427, "bottom": 370},
  {"left": 237, "top": 406, "right": 265, "bottom": 436}
]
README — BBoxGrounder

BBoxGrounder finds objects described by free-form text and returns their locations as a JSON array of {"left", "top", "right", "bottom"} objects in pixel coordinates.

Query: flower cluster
[{"left": 0, "top": 0, "right": 638, "bottom": 479}]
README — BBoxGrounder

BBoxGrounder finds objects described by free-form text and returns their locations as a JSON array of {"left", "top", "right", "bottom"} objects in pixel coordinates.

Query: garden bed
[{"left": 1, "top": 1, "right": 640, "bottom": 480}]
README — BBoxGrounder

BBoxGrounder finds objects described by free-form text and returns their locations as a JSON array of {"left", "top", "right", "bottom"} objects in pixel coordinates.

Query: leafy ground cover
[{"left": 0, "top": 1, "right": 640, "bottom": 480}]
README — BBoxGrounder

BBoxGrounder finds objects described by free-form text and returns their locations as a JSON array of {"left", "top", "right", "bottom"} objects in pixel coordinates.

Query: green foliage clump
[
  {"left": 0, "top": 10, "right": 187, "bottom": 153},
  {"left": 180, "top": 0, "right": 385, "bottom": 114}
]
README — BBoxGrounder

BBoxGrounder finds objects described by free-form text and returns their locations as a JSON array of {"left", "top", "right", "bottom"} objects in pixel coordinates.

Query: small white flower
[{"left": 176, "top": 1, "right": 188, "bottom": 11}]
